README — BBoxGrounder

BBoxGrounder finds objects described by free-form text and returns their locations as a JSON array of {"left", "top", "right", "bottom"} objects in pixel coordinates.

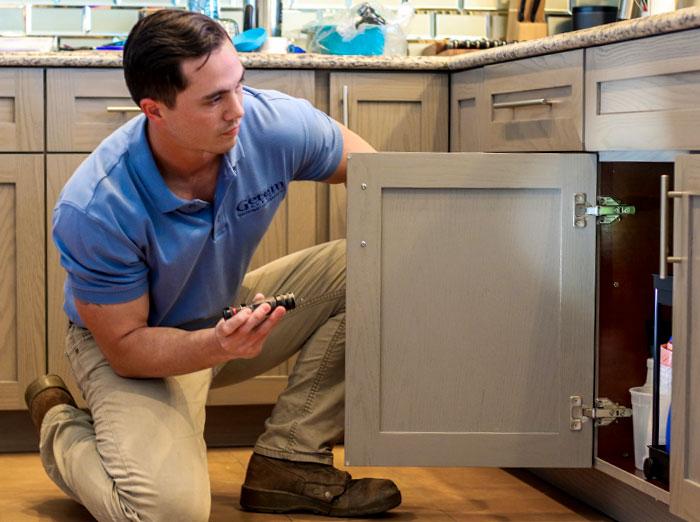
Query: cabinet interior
[{"left": 596, "top": 161, "right": 674, "bottom": 491}]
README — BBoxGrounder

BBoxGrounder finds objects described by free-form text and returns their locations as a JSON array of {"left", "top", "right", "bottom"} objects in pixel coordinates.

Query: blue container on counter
[{"left": 316, "top": 25, "right": 384, "bottom": 56}]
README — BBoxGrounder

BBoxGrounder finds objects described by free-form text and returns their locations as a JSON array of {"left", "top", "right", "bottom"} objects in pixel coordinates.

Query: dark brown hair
[{"left": 123, "top": 9, "right": 229, "bottom": 108}]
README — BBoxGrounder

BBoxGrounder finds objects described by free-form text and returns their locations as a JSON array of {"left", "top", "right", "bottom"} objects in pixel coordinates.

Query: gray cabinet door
[
  {"left": 670, "top": 156, "right": 700, "bottom": 522},
  {"left": 346, "top": 153, "right": 596, "bottom": 467}
]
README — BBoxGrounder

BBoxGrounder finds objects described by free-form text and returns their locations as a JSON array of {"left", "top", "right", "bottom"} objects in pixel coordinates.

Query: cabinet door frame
[
  {"left": 0, "top": 69, "right": 43, "bottom": 152},
  {"left": 346, "top": 152, "right": 597, "bottom": 467},
  {"left": 0, "top": 155, "right": 45, "bottom": 409},
  {"left": 670, "top": 155, "right": 700, "bottom": 521}
]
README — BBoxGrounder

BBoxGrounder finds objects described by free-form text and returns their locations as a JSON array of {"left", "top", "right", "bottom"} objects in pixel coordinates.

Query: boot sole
[{"left": 240, "top": 485, "right": 401, "bottom": 517}]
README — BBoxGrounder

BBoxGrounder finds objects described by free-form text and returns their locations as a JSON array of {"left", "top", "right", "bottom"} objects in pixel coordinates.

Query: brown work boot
[
  {"left": 240, "top": 453, "right": 401, "bottom": 517},
  {"left": 24, "top": 375, "right": 77, "bottom": 432}
]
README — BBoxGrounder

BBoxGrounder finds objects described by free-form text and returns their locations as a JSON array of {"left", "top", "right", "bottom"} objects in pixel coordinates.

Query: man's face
[{"left": 158, "top": 40, "right": 245, "bottom": 156}]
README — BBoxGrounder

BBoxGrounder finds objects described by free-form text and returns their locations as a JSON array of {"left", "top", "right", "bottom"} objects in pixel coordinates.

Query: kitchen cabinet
[
  {"left": 346, "top": 152, "right": 596, "bottom": 467},
  {"left": 669, "top": 155, "right": 700, "bottom": 521},
  {"left": 345, "top": 152, "right": 699, "bottom": 521},
  {"left": 586, "top": 29, "right": 700, "bottom": 151},
  {"left": 480, "top": 50, "right": 584, "bottom": 152},
  {"left": 327, "top": 71, "right": 449, "bottom": 239},
  {"left": 0, "top": 155, "right": 45, "bottom": 410},
  {"left": 0, "top": 69, "right": 43, "bottom": 152}
]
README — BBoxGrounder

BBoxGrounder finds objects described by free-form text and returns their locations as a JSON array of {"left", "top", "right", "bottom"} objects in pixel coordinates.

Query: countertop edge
[{"left": 1, "top": 7, "right": 699, "bottom": 71}]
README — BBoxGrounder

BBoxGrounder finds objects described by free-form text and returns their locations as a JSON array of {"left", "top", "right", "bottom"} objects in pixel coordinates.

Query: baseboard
[
  {"left": 0, "top": 405, "right": 274, "bottom": 453},
  {"left": 530, "top": 468, "right": 683, "bottom": 522}
]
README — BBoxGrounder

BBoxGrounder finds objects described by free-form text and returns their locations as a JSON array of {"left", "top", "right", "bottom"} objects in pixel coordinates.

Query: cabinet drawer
[
  {"left": 586, "top": 29, "right": 700, "bottom": 151},
  {"left": 480, "top": 50, "right": 583, "bottom": 151},
  {"left": 47, "top": 69, "right": 139, "bottom": 152},
  {"left": 0, "top": 69, "right": 43, "bottom": 151}
]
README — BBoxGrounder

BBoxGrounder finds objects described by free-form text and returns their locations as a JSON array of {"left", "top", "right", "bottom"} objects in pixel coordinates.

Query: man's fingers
[{"left": 253, "top": 306, "right": 286, "bottom": 336}]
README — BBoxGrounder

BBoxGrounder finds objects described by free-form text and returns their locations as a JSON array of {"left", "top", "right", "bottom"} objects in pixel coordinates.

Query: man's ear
[{"left": 140, "top": 98, "right": 163, "bottom": 121}]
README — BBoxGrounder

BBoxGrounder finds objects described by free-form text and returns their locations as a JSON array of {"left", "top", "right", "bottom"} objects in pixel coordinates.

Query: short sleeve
[
  {"left": 53, "top": 204, "right": 148, "bottom": 305},
  {"left": 291, "top": 99, "right": 344, "bottom": 182}
]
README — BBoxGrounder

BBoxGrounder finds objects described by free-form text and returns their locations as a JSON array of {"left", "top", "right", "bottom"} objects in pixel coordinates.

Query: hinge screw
[
  {"left": 360, "top": 241, "right": 367, "bottom": 247},
  {"left": 361, "top": 183, "right": 367, "bottom": 190}
]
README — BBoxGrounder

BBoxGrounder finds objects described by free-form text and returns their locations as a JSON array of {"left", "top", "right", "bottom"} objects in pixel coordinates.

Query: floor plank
[{"left": 0, "top": 448, "right": 610, "bottom": 521}]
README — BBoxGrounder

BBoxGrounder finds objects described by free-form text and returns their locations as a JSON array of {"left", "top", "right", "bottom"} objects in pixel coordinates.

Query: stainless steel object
[
  {"left": 243, "top": 0, "right": 282, "bottom": 37},
  {"left": 660, "top": 175, "right": 686, "bottom": 279},
  {"left": 617, "top": 0, "right": 635, "bottom": 20},
  {"left": 106, "top": 106, "right": 141, "bottom": 113},
  {"left": 342, "top": 85, "right": 349, "bottom": 127},
  {"left": 492, "top": 98, "right": 556, "bottom": 109}
]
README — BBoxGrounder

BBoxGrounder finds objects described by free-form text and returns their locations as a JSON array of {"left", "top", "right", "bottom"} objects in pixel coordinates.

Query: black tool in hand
[{"left": 222, "top": 292, "right": 296, "bottom": 320}]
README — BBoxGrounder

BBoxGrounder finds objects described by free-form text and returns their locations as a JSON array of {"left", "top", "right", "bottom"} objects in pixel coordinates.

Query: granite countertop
[{"left": 1, "top": 7, "right": 699, "bottom": 71}]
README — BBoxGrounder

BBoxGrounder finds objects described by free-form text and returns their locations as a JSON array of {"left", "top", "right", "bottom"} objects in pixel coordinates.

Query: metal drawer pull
[
  {"left": 660, "top": 176, "right": 689, "bottom": 278},
  {"left": 342, "top": 85, "right": 349, "bottom": 127},
  {"left": 492, "top": 98, "right": 558, "bottom": 109},
  {"left": 659, "top": 175, "right": 670, "bottom": 279},
  {"left": 106, "top": 106, "right": 141, "bottom": 113}
]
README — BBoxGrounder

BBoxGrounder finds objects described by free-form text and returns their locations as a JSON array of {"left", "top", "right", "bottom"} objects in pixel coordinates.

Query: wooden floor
[{"left": 0, "top": 447, "right": 610, "bottom": 521}]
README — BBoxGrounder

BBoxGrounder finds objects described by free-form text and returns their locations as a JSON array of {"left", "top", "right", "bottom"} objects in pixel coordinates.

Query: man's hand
[{"left": 214, "top": 293, "right": 286, "bottom": 359}]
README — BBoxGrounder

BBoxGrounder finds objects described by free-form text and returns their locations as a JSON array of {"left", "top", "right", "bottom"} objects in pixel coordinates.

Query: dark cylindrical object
[
  {"left": 222, "top": 292, "right": 296, "bottom": 320},
  {"left": 572, "top": 5, "right": 618, "bottom": 31}
]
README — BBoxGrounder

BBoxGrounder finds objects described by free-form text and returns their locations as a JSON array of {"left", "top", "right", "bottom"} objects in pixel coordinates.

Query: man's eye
[{"left": 210, "top": 95, "right": 222, "bottom": 104}]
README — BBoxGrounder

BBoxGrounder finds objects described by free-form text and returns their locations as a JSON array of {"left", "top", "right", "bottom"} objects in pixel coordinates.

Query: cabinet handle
[
  {"left": 660, "top": 176, "right": 688, "bottom": 278},
  {"left": 342, "top": 85, "right": 349, "bottom": 127},
  {"left": 660, "top": 175, "right": 670, "bottom": 279},
  {"left": 106, "top": 106, "right": 141, "bottom": 113},
  {"left": 492, "top": 98, "right": 557, "bottom": 109}
]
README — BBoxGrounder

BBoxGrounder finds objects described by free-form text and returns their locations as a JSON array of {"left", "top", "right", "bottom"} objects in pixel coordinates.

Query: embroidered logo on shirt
[{"left": 236, "top": 181, "right": 286, "bottom": 216}]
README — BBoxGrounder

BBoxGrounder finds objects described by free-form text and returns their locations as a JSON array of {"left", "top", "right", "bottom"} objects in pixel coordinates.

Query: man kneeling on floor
[{"left": 25, "top": 9, "right": 401, "bottom": 521}]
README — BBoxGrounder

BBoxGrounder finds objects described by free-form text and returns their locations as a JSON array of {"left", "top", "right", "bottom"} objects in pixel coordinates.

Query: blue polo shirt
[{"left": 53, "top": 86, "right": 343, "bottom": 330}]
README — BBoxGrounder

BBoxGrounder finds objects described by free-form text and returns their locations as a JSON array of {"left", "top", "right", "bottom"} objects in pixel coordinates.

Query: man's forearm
[{"left": 105, "top": 325, "right": 225, "bottom": 378}]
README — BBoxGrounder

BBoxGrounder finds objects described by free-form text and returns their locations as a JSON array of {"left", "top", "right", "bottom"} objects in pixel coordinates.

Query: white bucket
[{"left": 630, "top": 385, "right": 671, "bottom": 470}]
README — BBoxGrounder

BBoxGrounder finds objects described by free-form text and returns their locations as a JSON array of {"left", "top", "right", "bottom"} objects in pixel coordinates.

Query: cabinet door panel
[
  {"left": 481, "top": 50, "right": 583, "bottom": 152},
  {"left": 47, "top": 69, "right": 138, "bottom": 152},
  {"left": 0, "top": 69, "right": 43, "bottom": 151},
  {"left": 328, "top": 72, "right": 449, "bottom": 240},
  {"left": 47, "top": 155, "right": 88, "bottom": 407},
  {"left": 670, "top": 155, "right": 700, "bottom": 521},
  {"left": 586, "top": 29, "right": 700, "bottom": 151},
  {"left": 346, "top": 152, "right": 596, "bottom": 467},
  {"left": 0, "top": 155, "right": 45, "bottom": 409}
]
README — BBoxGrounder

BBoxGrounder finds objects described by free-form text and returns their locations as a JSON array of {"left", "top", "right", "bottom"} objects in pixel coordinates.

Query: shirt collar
[{"left": 126, "top": 115, "right": 243, "bottom": 214}]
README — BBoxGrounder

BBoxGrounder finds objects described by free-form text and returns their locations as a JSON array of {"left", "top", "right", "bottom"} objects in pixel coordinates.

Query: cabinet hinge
[
  {"left": 574, "top": 194, "right": 636, "bottom": 228},
  {"left": 569, "top": 396, "right": 633, "bottom": 431}
]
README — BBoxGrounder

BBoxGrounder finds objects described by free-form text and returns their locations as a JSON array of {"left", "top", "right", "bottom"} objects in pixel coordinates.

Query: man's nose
[{"left": 225, "top": 94, "right": 244, "bottom": 121}]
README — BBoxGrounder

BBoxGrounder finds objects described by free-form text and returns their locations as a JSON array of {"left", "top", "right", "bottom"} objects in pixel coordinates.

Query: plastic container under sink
[{"left": 629, "top": 358, "right": 671, "bottom": 470}]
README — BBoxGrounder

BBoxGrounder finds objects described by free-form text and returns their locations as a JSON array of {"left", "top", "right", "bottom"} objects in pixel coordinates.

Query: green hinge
[{"left": 574, "top": 194, "right": 636, "bottom": 227}]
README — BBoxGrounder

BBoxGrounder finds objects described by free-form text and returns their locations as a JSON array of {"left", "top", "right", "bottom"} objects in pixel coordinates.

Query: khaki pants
[{"left": 40, "top": 240, "right": 346, "bottom": 522}]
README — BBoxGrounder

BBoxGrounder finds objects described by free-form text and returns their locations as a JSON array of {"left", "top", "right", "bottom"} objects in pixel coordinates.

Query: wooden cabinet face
[
  {"left": 0, "top": 69, "right": 43, "bottom": 152},
  {"left": 450, "top": 68, "right": 484, "bottom": 152},
  {"left": 329, "top": 72, "right": 448, "bottom": 153},
  {"left": 670, "top": 155, "right": 700, "bottom": 521},
  {"left": 47, "top": 69, "right": 138, "bottom": 152},
  {"left": 328, "top": 72, "right": 449, "bottom": 239},
  {"left": 480, "top": 50, "right": 584, "bottom": 152},
  {"left": 0, "top": 155, "right": 45, "bottom": 410},
  {"left": 586, "top": 29, "right": 700, "bottom": 152},
  {"left": 345, "top": 152, "right": 596, "bottom": 467}
]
